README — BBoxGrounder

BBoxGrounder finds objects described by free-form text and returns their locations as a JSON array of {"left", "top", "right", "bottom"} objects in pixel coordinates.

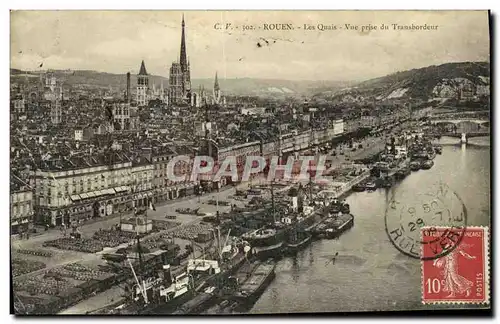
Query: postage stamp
[{"left": 421, "top": 226, "right": 490, "bottom": 304}]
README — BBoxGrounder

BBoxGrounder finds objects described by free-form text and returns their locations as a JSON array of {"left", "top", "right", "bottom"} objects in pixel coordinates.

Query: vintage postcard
[{"left": 10, "top": 10, "right": 491, "bottom": 315}]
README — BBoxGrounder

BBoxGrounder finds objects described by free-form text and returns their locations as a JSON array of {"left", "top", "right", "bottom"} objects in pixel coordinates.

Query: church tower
[
  {"left": 213, "top": 72, "right": 221, "bottom": 105},
  {"left": 180, "top": 15, "right": 187, "bottom": 72},
  {"left": 137, "top": 60, "right": 149, "bottom": 107},
  {"left": 180, "top": 14, "right": 191, "bottom": 95},
  {"left": 169, "top": 14, "right": 192, "bottom": 105}
]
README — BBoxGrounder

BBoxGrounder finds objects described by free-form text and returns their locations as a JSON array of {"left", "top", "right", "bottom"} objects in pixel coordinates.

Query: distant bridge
[
  {"left": 431, "top": 132, "right": 490, "bottom": 138},
  {"left": 429, "top": 131, "right": 490, "bottom": 144},
  {"left": 429, "top": 116, "right": 490, "bottom": 137},
  {"left": 429, "top": 110, "right": 490, "bottom": 118},
  {"left": 430, "top": 118, "right": 490, "bottom": 125},
  {"left": 428, "top": 110, "right": 490, "bottom": 144}
]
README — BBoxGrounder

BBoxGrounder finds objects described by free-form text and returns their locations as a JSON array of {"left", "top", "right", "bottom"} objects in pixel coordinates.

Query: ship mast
[
  {"left": 127, "top": 256, "right": 148, "bottom": 304},
  {"left": 133, "top": 209, "right": 145, "bottom": 275},
  {"left": 125, "top": 211, "right": 148, "bottom": 305}
]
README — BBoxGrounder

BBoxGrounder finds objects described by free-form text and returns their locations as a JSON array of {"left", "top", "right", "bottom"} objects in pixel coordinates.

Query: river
[{"left": 250, "top": 136, "right": 490, "bottom": 314}]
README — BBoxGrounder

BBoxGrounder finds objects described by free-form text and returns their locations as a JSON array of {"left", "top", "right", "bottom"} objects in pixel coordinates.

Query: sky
[{"left": 10, "top": 10, "right": 490, "bottom": 81}]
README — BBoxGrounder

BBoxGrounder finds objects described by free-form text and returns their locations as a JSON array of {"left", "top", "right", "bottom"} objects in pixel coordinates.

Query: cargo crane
[{"left": 122, "top": 210, "right": 151, "bottom": 306}]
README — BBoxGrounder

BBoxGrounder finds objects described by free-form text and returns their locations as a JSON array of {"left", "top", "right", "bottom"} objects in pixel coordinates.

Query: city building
[
  {"left": 113, "top": 102, "right": 131, "bottom": 130},
  {"left": 130, "top": 109, "right": 141, "bottom": 130},
  {"left": 11, "top": 92, "right": 26, "bottom": 116},
  {"left": 477, "top": 76, "right": 490, "bottom": 97},
  {"left": 459, "top": 83, "right": 475, "bottom": 101},
  {"left": 150, "top": 146, "right": 196, "bottom": 203},
  {"left": 29, "top": 153, "right": 134, "bottom": 226},
  {"left": 74, "top": 128, "right": 84, "bottom": 141},
  {"left": 149, "top": 80, "right": 168, "bottom": 104},
  {"left": 130, "top": 155, "right": 154, "bottom": 208},
  {"left": 50, "top": 99, "right": 62, "bottom": 125},
  {"left": 10, "top": 176, "right": 34, "bottom": 235},
  {"left": 191, "top": 85, "right": 208, "bottom": 108}
]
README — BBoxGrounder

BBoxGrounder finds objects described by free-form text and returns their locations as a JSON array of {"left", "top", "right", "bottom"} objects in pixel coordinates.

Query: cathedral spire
[
  {"left": 214, "top": 72, "right": 220, "bottom": 91},
  {"left": 180, "top": 14, "right": 187, "bottom": 72}
]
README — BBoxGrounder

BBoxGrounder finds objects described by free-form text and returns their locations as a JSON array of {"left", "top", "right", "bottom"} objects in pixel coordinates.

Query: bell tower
[{"left": 137, "top": 60, "right": 149, "bottom": 106}]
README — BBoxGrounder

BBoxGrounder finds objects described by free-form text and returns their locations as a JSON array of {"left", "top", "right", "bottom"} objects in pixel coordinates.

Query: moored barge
[
  {"left": 421, "top": 160, "right": 434, "bottom": 170},
  {"left": 311, "top": 213, "right": 354, "bottom": 239},
  {"left": 231, "top": 260, "right": 277, "bottom": 304},
  {"left": 409, "top": 161, "right": 421, "bottom": 171}
]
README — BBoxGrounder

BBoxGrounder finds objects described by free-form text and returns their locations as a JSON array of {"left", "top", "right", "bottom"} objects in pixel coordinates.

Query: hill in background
[
  {"left": 10, "top": 69, "right": 351, "bottom": 97},
  {"left": 11, "top": 61, "right": 489, "bottom": 101},
  {"left": 314, "top": 62, "right": 490, "bottom": 102}
]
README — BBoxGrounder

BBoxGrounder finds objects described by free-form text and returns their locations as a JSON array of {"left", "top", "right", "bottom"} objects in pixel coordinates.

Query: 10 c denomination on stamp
[{"left": 421, "top": 226, "right": 490, "bottom": 305}]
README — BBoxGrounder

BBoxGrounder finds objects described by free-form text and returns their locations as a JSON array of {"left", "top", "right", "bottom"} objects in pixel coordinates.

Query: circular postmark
[{"left": 384, "top": 181, "right": 467, "bottom": 260}]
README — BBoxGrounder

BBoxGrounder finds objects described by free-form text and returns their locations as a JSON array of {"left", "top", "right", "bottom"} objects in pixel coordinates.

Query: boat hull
[
  {"left": 410, "top": 165, "right": 421, "bottom": 171},
  {"left": 111, "top": 289, "right": 195, "bottom": 315},
  {"left": 251, "top": 241, "right": 284, "bottom": 260},
  {"left": 285, "top": 235, "right": 312, "bottom": 255},
  {"left": 231, "top": 263, "right": 276, "bottom": 305},
  {"left": 312, "top": 214, "right": 354, "bottom": 239},
  {"left": 171, "top": 292, "right": 217, "bottom": 315}
]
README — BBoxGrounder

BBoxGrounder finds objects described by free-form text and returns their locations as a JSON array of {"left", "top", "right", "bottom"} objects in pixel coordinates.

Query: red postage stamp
[{"left": 421, "top": 226, "right": 490, "bottom": 304}]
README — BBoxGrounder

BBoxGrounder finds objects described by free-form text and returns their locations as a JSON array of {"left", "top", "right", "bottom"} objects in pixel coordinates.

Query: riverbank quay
[
  {"left": 53, "top": 177, "right": 270, "bottom": 315},
  {"left": 16, "top": 123, "right": 408, "bottom": 315},
  {"left": 13, "top": 178, "right": 258, "bottom": 315},
  {"left": 56, "top": 171, "right": 368, "bottom": 315}
]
